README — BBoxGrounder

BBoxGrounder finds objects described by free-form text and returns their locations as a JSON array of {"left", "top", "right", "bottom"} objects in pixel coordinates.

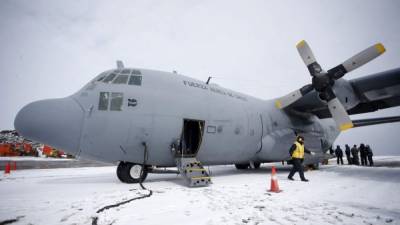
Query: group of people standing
[{"left": 332, "top": 144, "right": 374, "bottom": 166}]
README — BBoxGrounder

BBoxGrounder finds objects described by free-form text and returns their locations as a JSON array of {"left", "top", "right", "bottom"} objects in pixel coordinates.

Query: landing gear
[
  {"left": 235, "top": 163, "right": 250, "bottom": 169},
  {"left": 235, "top": 162, "right": 261, "bottom": 170},
  {"left": 117, "top": 162, "right": 148, "bottom": 183},
  {"left": 306, "top": 163, "right": 320, "bottom": 171}
]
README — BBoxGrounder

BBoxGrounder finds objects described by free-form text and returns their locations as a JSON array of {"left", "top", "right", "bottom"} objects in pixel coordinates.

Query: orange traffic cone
[
  {"left": 4, "top": 162, "right": 11, "bottom": 174},
  {"left": 11, "top": 162, "right": 16, "bottom": 171},
  {"left": 268, "top": 166, "right": 281, "bottom": 193}
]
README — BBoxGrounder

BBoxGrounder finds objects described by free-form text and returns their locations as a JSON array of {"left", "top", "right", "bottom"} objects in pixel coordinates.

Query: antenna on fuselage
[
  {"left": 116, "top": 60, "right": 124, "bottom": 69},
  {"left": 206, "top": 76, "right": 212, "bottom": 84}
]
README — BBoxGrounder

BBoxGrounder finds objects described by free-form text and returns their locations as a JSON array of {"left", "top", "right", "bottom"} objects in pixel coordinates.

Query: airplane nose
[{"left": 14, "top": 97, "right": 84, "bottom": 155}]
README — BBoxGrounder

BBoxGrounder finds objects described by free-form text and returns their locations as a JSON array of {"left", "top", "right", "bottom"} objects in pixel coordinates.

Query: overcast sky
[{"left": 1, "top": 0, "right": 399, "bottom": 155}]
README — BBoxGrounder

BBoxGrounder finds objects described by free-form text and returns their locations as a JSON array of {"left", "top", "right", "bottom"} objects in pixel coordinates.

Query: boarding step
[{"left": 175, "top": 157, "right": 211, "bottom": 187}]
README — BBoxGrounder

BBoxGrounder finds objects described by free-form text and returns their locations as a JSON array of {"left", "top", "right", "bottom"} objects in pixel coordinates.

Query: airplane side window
[
  {"left": 113, "top": 75, "right": 129, "bottom": 84},
  {"left": 103, "top": 73, "right": 117, "bottom": 83},
  {"left": 129, "top": 75, "right": 142, "bottom": 86},
  {"left": 110, "top": 92, "right": 124, "bottom": 111},
  {"left": 98, "top": 92, "right": 109, "bottom": 110}
]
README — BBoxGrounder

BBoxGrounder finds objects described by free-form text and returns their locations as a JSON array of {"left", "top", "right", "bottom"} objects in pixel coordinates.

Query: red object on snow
[
  {"left": 24, "top": 143, "right": 32, "bottom": 152},
  {"left": 43, "top": 145, "right": 52, "bottom": 156},
  {"left": 4, "top": 162, "right": 11, "bottom": 174}
]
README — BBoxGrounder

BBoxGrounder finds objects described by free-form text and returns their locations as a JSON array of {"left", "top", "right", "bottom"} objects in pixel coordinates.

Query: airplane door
[{"left": 180, "top": 119, "right": 205, "bottom": 157}]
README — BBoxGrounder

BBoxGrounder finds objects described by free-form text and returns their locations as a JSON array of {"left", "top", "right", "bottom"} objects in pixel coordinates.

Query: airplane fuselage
[{"left": 72, "top": 68, "right": 338, "bottom": 166}]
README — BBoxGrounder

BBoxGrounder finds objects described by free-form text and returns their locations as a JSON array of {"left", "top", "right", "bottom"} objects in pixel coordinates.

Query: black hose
[{"left": 92, "top": 142, "right": 153, "bottom": 225}]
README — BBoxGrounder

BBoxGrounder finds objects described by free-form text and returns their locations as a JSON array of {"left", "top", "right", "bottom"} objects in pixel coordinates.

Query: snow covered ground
[{"left": 1, "top": 156, "right": 400, "bottom": 225}]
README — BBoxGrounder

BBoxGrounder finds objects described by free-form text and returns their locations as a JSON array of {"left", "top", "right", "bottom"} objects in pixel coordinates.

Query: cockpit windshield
[{"left": 95, "top": 69, "right": 142, "bottom": 86}]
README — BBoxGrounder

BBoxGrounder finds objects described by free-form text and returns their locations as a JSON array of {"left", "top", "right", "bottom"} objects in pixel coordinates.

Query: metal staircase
[{"left": 175, "top": 157, "right": 211, "bottom": 187}]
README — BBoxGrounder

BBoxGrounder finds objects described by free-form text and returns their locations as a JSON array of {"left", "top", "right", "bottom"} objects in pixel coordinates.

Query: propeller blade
[
  {"left": 328, "top": 43, "right": 386, "bottom": 80},
  {"left": 327, "top": 98, "right": 354, "bottom": 131},
  {"left": 275, "top": 84, "right": 313, "bottom": 109},
  {"left": 296, "top": 40, "right": 323, "bottom": 76}
]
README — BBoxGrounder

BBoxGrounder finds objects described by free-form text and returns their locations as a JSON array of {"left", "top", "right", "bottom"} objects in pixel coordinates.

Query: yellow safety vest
[{"left": 292, "top": 141, "right": 305, "bottom": 159}]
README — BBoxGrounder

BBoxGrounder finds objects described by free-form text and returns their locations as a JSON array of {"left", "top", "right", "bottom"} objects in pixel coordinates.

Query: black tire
[
  {"left": 116, "top": 162, "right": 148, "bottom": 183},
  {"left": 116, "top": 162, "right": 127, "bottom": 183},
  {"left": 235, "top": 163, "right": 250, "bottom": 170},
  {"left": 254, "top": 162, "right": 261, "bottom": 169}
]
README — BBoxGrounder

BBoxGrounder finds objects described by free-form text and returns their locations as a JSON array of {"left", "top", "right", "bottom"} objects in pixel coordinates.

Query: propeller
[{"left": 275, "top": 40, "right": 386, "bottom": 131}]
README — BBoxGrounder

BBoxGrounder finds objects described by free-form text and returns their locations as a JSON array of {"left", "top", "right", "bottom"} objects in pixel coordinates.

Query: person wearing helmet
[{"left": 288, "top": 135, "right": 314, "bottom": 182}]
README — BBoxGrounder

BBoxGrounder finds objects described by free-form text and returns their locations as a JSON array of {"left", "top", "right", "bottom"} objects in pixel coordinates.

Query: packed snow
[{"left": 1, "top": 156, "right": 400, "bottom": 225}]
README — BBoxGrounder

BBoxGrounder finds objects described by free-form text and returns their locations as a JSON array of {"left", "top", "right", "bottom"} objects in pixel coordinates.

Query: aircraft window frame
[
  {"left": 207, "top": 126, "right": 216, "bottom": 133},
  {"left": 128, "top": 75, "right": 142, "bottom": 86},
  {"left": 98, "top": 92, "right": 109, "bottom": 111},
  {"left": 121, "top": 69, "right": 131, "bottom": 75},
  {"left": 96, "top": 71, "right": 110, "bottom": 82},
  {"left": 132, "top": 69, "right": 142, "bottom": 75},
  {"left": 97, "top": 76, "right": 106, "bottom": 82},
  {"left": 110, "top": 92, "right": 124, "bottom": 111},
  {"left": 103, "top": 73, "right": 117, "bottom": 83},
  {"left": 113, "top": 75, "right": 129, "bottom": 84}
]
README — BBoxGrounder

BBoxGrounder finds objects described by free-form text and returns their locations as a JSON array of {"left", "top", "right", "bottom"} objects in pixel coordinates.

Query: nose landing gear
[{"left": 117, "top": 162, "right": 148, "bottom": 183}]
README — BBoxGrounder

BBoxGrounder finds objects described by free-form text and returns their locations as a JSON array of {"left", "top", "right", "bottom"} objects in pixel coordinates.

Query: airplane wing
[{"left": 284, "top": 67, "right": 400, "bottom": 122}]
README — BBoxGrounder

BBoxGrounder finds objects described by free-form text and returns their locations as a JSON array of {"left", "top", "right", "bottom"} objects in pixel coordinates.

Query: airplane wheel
[
  {"left": 254, "top": 162, "right": 261, "bottom": 169},
  {"left": 116, "top": 162, "right": 126, "bottom": 182},
  {"left": 310, "top": 163, "right": 320, "bottom": 170},
  {"left": 235, "top": 163, "right": 250, "bottom": 170},
  {"left": 117, "top": 162, "right": 148, "bottom": 183}
]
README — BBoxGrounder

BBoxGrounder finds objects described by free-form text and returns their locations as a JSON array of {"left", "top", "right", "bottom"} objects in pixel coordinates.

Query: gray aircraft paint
[{"left": 15, "top": 68, "right": 340, "bottom": 167}]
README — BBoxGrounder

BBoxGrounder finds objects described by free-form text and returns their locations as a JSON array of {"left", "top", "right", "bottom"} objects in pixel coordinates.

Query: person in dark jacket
[
  {"left": 288, "top": 135, "right": 314, "bottom": 182},
  {"left": 335, "top": 145, "right": 344, "bottom": 165},
  {"left": 329, "top": 147, "right": 334, "bottom": 155},
  {"left": 366, "top": 145, "right": 374, "bottom": 166},
  {"left": 359, "top": 143, "right": 368, "bottom": 166},
  {"left": 351, "top": 144, "right": 360, "bottom": 165},
  {"left": 345, "top": 144, "right": 351, "bottom": 164}
]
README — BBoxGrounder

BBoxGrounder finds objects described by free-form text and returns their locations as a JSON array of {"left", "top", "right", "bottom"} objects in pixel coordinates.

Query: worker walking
[
  {"left": 359, "top": 143, "right": 367, "bottom": 166},
  {"left": 351, "top": 145, "right": 360, "bottom": 165},
  {"left": 366, "top": 145, "right": 374, "bottom": 166},
  {"left": 288, "top": 135, "right": 314, "bottom": 182},
  {"left": 345, "top": 144, "right": 351, "bottom": 165},
  {"left": 335, "top": 145, "right": 344, "bottom": 165}
]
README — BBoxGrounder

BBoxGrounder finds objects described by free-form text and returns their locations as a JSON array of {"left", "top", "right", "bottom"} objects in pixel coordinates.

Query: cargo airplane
[{"left": 14, "top": 41, "right": 400, "bottom": 186}]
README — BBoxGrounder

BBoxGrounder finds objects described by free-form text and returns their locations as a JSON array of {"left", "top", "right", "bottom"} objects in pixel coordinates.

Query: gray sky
[{"left": 1, "top": 0, "right": 399, "bottom": 155}]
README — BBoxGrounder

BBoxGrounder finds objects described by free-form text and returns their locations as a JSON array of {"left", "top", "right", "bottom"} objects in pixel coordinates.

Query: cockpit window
[
  {"left": 98, "top": 92, "right": 109, "bottom": 110},
  {"left": 103, "top": 73, "right": 117, "bottom": 83},
  {"left": 132, "top": 69, "right": 142, "bottom": 75},
  {"left": 121, "top": 69, "right": 131, "bottom": 75},
  {"left": 113, "top": 75, "right": 129, "bottom": 84},
  {"left": 96, "top": 71, "right": 109, "bottom": 82},
  {"left": 129, "top": 75, "right": 142, "bottom": 86},
  {"left": 110, "top": 92, "right": 123, "bottom": 111},
  {"left": 98, "top": 69, "right": 142, "bottom": 85}
]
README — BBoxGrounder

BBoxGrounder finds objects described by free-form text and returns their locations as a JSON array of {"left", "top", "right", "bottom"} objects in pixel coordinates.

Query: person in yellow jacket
[{"left": 288, "top": 135, "right": 314, "bottom": 182}]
